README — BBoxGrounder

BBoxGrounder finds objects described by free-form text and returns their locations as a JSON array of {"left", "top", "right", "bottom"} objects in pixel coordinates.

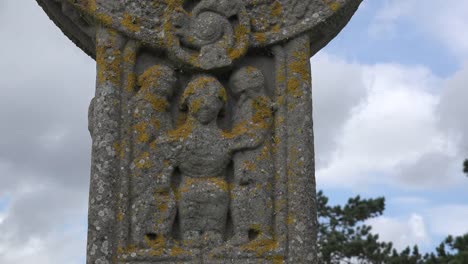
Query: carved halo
[{"left": 163, "top": 0, "right": 251, "bottom": 70}]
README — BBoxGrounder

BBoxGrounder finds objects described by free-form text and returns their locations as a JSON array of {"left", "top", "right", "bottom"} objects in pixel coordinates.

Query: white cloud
[
  {"left": 428, "top": 205, "right": 468, "bottom": 237},
  {"left": 0, "top": 1, "right": 93, "bottom": 263},
  {"left": 367, "top": 214, "right": 430, "bottom": 251},
  {"left": 438, "top": 61, "right": 468, "bottom": 152},
  {"left": 312, "top": 54, "right": 368, "bottom": 168},
  {"left": 390, "top": 196, "right": 428, "bottom": 206},
  {"left": 371, "top": 0, "right": 468, "bottom": 58},
  {"left": 315, "top": 60, "right": 464, "bottom": 189},
  {"left": 0, "top": 230, "right": 86, "bottom": 264}
]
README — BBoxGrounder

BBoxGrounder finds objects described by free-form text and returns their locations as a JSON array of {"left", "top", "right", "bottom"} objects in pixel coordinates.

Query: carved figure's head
[
  {"left": 230, "top": 66, "right": 265, "bottom": 97},
  {"left": 138, "top": 65, "right": 177, "bottom": 97},
  {"left": 181, "top": 76, "right": 227, "bottom": 125}
]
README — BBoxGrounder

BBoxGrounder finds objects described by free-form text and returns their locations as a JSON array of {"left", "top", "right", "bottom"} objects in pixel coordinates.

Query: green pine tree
[{"left": 317, "top": 191, "right": 468, "bottom": 263}]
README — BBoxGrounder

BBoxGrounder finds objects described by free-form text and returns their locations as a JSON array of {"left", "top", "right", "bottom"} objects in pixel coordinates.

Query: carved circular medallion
[{"left": 163, "top": 0, "right": 251, "bottom": 70}]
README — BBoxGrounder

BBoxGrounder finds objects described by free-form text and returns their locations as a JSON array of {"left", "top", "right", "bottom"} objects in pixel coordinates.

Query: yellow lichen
[
  {"left": 190, "top": 98, "right": 204, "bottom": 113},
  {"left": 287, "top": 78, "right": 303, "bottom": 98},
  {"left": 180, "top": 178, "right": 229, "bottom": 193},
  {"left": 146, "top": 94, "right": 169, "bottom": 112},
  {"left": 289, "top": 51, "right": 311, "bottom": 81},
  {"left": 169, "top": 244, "right": 187, "bottom": 256},
  {"left": 329, "top": 2, "right": 341, "bottom": 12},
  {"left": 253, "top": 32, "right": 267, "bottom": 43},
  {"left": 124, "top": 72, "right": 137, "bottom": 93},
  {"left": 121, "top": 13, "right": 141, "bottom": 32},
  {"left": 222, "top": 120, "right": 248, "bottom": 139},
  {"left": 96, "top": 13, "right": 113, "bottom": 26},
  {"left": 218, "top": 87, "right": 228, "bottom": 102},
  {"left": 133, "top": 122, "right": 150, "bottom": 143},
  {"left": 251, "top": 96, "right": 272, "bottom": 127},
  {"left": 241, "top": 239, "right": 278, "bottom": 257},
  {"left": 287, "top": 215, "right": 295, "bottom": 225},
  {"left": 271, "top": 24, "right": 281, "bottom": 33},
  {"left": 135, "top": 152, "right": 151, "bottom": 170},
  {"left": 256, "top": 145, "right": 271, "bottom": 161},
  {"left": 244, "top": 161, "right": 257, "bottom": 171},
  {"left": 113, "top": 141, "right": 126, "bottom": 159},
  {"left": 168, "top": 120, "right": 194, "bottom": 140},
  {"left": 116, "top": 211, "right": 124, "bottom": 222},
  {"left": 88, "top": 0, "right": 97, "bottom": 13},
  {"left": 271, "top": 1, "right": 283, "bottom": 17},
  {"left": 228, "top": 25, "right": 250, "bottom": 59}
]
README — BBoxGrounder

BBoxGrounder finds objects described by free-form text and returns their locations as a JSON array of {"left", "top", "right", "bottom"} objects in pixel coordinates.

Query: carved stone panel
[
  {"left": 86, "top": 33, "right": 316, "bottom": 263},
  {"left": 35, "top": 0, "right": 363, "bottom": 263}
]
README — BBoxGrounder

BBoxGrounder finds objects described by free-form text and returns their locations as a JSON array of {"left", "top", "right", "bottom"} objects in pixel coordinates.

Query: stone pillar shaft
[{"left": 87, "top": 27, "right": 124, "bottom": 264}]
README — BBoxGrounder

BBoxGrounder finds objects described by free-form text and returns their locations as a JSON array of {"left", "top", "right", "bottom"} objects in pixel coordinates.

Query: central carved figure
[{"left": 155, "top": 76, "right": 272, "bottom": 249}]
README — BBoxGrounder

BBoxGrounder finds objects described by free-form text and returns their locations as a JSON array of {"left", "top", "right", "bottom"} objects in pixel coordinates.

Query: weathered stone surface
[
  {"left": 36, "top": 0, "right": 362, "bottom": 59},
  {"left": 36, "top": 0, "right": 363, "bottom": 263}
]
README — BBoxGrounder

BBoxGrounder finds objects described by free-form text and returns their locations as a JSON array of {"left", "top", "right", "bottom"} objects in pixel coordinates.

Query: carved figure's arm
[
  {"left": 149, "top": 136, "right": 180, "bottom": 192},
  {"left": 228, "top": 96, "right": 273, "bottom": 152}
]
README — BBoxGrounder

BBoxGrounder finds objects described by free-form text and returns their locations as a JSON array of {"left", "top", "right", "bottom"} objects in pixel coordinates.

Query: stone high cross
[{"left": 36, "top": 0, "right": 362, "bottom": 263}]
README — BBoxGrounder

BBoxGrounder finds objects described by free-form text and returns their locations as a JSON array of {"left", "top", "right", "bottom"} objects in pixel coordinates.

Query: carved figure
[
  {"left": 156, "top": 75, "right": 272, "bottom": 249},
  {"left": 229, "top": 67, "right": 275, "bottom": 246},
  {"left": 130, "top": 65, "right": 177, "bottom": 247}
]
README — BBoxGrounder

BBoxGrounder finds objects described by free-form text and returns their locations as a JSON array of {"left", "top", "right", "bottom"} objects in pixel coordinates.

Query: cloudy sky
[{"left": 0, "top": 0, "right": 467, "bottom": 263}]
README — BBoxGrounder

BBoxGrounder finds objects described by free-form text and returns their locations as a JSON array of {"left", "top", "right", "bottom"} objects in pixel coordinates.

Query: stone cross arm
[{"left": 37, "top": 0, "right": 362, "bottom": 62}]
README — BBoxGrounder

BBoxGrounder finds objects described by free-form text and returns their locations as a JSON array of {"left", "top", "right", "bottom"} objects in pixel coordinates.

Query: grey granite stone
[{"left": 35, "top": 0, "right": 363, "bottom": 263}]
